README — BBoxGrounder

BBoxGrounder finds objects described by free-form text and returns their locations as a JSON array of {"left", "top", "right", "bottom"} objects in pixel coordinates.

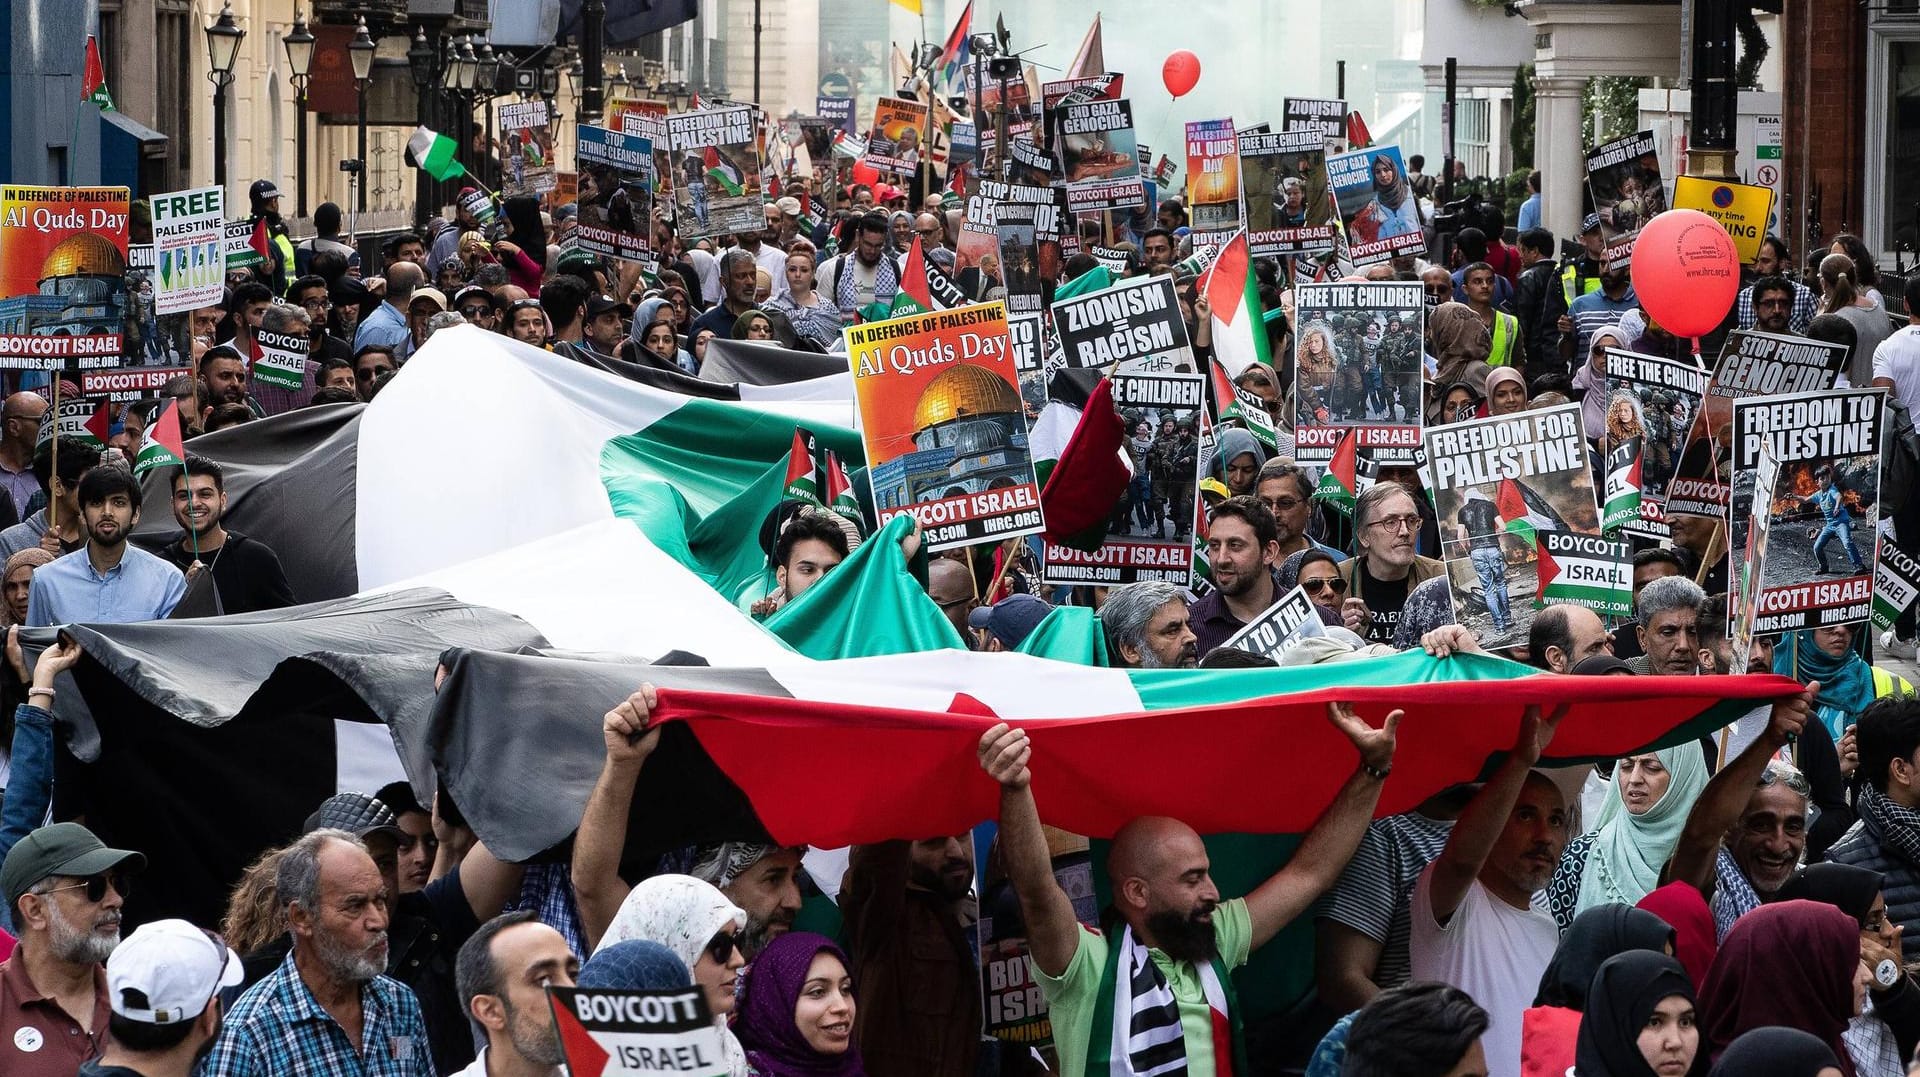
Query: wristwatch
[{"left": 1876, "top": 957, "right": 1901, "bottom": 990}]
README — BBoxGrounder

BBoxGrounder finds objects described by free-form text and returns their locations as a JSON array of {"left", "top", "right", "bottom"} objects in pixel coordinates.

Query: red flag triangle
[
  {"left": 1536, "top": 541, "right": 1561, "bottom": 592},
  {"left": 83, "top": 402, "right": 112, "bottom": 446},
  {"left": 149, "top": 398, "right": 187, "bottom": 462}
]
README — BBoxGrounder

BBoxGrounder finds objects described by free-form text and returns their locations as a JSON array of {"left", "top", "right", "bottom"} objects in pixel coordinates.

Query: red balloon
[
  {"left": 849, "top": 159, "right": 881, "bottom": 188},
  {"left": 1628, "top": 209, "right": 1740, "bottom": 338},
  {"left": 1162, "top": 50, "right": 1201, "bottom": 99}
]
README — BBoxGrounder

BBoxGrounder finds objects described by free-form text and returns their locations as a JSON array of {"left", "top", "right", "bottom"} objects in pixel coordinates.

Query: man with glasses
[
  {"left": 0, "top": 392, "right": 49, "bottom": 521},
  {"left": 1254, "top": 459, "right": 1342, "bottom": 561},
  {"left": 451, "top": 286, "right": 498, "bottom": 333},
  {"left": 1735, "top": 240, "right": 1816, "bottom": 334},
  {"left": 0, "top": 821, "right": 146, "bottom": 1077},
  {"left": 1743, "top": 275, "right": 1801, "bottom": 337},
  {"left": 1189, "top": 497, "right": 1286, "bottom": 658},
  {"left": 87, "top": 919, "right": 243, "bottom": 1077},
  {"left": 352, "top": 346, "right": 397, "bottom": 403},
  {"left": 1338, "top": 482, "right": 1445, "bottom": 645},
  {"left": 913, "top": 213, "right": 955, "bottom": 272},
  {"left": 288, "top": 275, "right": 351, "bottom": 361}
]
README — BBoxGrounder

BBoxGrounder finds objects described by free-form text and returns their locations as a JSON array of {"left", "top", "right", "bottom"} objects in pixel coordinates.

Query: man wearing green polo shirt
[{"left": 975, "top": 703, "right": 1399, "bottom": 1076}]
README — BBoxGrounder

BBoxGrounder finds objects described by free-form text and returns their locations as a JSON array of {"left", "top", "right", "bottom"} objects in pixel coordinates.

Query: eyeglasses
[
  {"left": 357, "top": 366, "right": 393, "bottom": 380},
  {"left": 299, "top": 297, "right": 333, "bottom": 311},
  {"left": 1301, "top": 577, "right": 1348, "bottom": 596},
  {"left": 460, "top": 305, "right": 492, "bottom": 318},
  {"left": 705, "top": 930, "right": 741, "bottom": 964},
  {"left": 40, "top": 871, "right": 132, "bottom": 903},
  {"left": 916, "top": 227, "right": 940, "bottom": 236},
  {"left": 1262, "top": 497, "right": 1305, "bottom": 513},
  {"left": 1366, "top": 514, "right": 1423, "bottom": 534},
  {"left": 1756, "top": 297, "right": 1791, "bottom": 309}
]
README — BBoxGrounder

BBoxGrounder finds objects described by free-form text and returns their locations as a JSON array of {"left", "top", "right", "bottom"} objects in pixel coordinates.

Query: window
[{"left": 1868, "top": 8, "right": 1920, "bottom": 262}]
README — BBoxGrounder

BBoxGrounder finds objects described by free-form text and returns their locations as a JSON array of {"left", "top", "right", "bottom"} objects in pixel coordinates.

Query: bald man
[
  {"left": 0, "top": 392, "right": 48, "bottom": 520},
  {"left": 926, "top": 558, "right": 975, "bottom": 643},
  {"left": 976, "top": 703, "right": 1399, "bottom": 1077}
]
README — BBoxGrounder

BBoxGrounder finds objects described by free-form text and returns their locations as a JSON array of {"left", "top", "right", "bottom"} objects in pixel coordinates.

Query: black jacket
[{"left": 157, "top": 529, "right": 296, "bottom": 613}]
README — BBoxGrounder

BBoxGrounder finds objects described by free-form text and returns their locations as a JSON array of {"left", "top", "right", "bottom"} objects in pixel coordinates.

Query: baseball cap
[
  {"left": 556, "top": 249, "right": 601, "bottom": 278},
  {"left": 453, "top": 285, "right": 496, "bottom": 311},
  {"left": 585, "top": 294, "right": 632, "bottom": 319},
  {"left": 967, "top": 594, "right": 1051, "bottom": 649},
  {"left": 553, "top": 203, "right": 579, "bottom": 222},
  {"left": 408, "top": 287, "right": 448, "bottom": 312},
  {"left": 107, "top": 919, "right": 243, "bottom": 1025},
  {"left": 1581, "top": 213, "right": 1603, "bottom": 235},
  {"left": 1, "top": 822, "right": 147, "bottom": 916},
  {"left": 249, "top": 179, "right": 283, "bottom": 203},
  {"left": 303, "top": 792, "right": 405, "bottom": 844},
  {"left": 774, "top": 196, "right": 803, "bottom": 217}
]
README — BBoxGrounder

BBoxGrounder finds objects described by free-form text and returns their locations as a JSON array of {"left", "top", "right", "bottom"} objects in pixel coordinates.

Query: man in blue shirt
[
  {"left": 1565, "top": 261, "right": 1639, "bottom": 361},
  {"left": 1516, "top": 170, "right": 1542, "bottom": 232},
  {"left": 26, "top": 467, "right": 186, "bottom": 626},
  {"left": 353, "top": 261, "right": 424, "bottom": 355}
]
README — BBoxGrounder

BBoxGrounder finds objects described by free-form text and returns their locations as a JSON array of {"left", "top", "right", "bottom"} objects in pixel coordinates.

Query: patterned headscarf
[
  {"left": 688, "top": 841, "right": 800, "bottom": 889},
  {"left": 598, "top": 874, "right": 750, "bottom": 1077}
]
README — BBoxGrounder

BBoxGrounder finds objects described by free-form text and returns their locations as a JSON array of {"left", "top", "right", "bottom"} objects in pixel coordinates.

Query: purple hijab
[{"left": 735, "top": 931, "right": 866, "bottom": 1077}]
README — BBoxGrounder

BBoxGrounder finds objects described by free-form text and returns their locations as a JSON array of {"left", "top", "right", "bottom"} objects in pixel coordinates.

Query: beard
[
  {"left": 503, "top": 997, "right": 565, "bottom": 1066},
  {"left": 1145, "top": 907, "right": 1219, "bottom": 965},
  {"left": 314, "top": 927, "right": 387, "bottom": 985},
  {"left": 740, "top": 909, "right": 795, "bottom": 959},
  {"left": 45, "top": 896, "right": 119, "bottom": 965},
  {"left": 909, "top": 860, "right": 973, "bottom": 903},
  {"left": 1135, "top": 643, "right": 1196, "bottom": 670}
]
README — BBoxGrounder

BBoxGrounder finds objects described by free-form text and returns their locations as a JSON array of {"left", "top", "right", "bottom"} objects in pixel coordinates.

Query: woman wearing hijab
[
  {"left": 598, "top": 875, "right": 751, "bottom": 1077},
  {"left": 1776, "top": 626, "right": 1911, "bottom": 742},
  {"left": 735, "top": 931, "right": 865, "bottom": 1077},
  {"left": 620, "top": 297, "right": 695, "bottom": 373},
  {"left": 1211, "top": 428, "right": 1268, "bottom": 498},
  {"left": 1636, "top": 882, "right": 1717, "bottom": 989},
  {"left": 1574, "top": 951, "right": 1700, "bottom": 1077},
  {"left": 579, "top": 939, "right": 692, "bottom": 990},
  {"left": 733, "top": 309, "right": 776, "bottom": 341},
  {"left": 1700, "top": 899, "right": 1869, "bottom": 1075},
  {"left": 1779, "top": 864, "right": 1920, "bottom": 1077},
  {"left": 1547, "top": 745, "right": 1711, "bottom": 928},
  {"left": 1522, "top": 904, "right": 1676, "bottom": 1076},
  {"left": 1483, "top": 365, "right": 1529, "bottom": 416},
  {"left": 1708, "top": 1027, "right": 1847, "bottom": 1077},
  {"left": 1574, "top": 327, "right": 1628, "bottom": 443},
  {"left": 494, "top": 195, "right": 548, "bottom": 295},
  {"left": 1424, "top": 303, "right": 1492, "bottom": 424}
]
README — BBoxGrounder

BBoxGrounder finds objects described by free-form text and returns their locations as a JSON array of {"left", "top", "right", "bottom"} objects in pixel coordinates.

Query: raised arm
[
  {"left": 1669, "top": 684, "right": 1813, "bottom": 894},
  {"left": 978, "top": 723, "right": 1080, "bottom": 978},
  {"left": 1244, "top": 703, "right": 1400, "bottom": 950},
  {"left": 571, "top": 684, "right": 661, "bottom": 952},
  {"left": 1426, "top": 704, "right": 1566, "bottom": 924}
]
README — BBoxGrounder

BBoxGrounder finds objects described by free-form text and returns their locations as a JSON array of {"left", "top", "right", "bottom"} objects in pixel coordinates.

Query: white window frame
[{"left": 1865, "top": 11, "right": 1920, "bottom": 266}]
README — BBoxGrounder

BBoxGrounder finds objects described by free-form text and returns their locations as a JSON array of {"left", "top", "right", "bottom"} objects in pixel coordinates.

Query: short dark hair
[
  {"left": 1207, "top": 495, "right": 1278, "bottom": 550},
  {"left": 34, "top": 436, "right": 102, "bottom": 493},
  {"left": 107, "top": 1008, "right": 199, "bottom": 1051},
  {"left": 204, "top": 403, "right": 255, "bottom": 432},
  {"left": 1760, "top": 234, "right": 1790, "bottom": 264},
  {"left": 384, "top": 231, "right": 424, "bottom": 256},
  {"left": 856, "top": 212, "right": 889, "bottom": 237},
  {"left": 1528, "top": 604, "right": 1576, "bottom": 671},
  {"left": 1197, "top": 647, "right": 1277, "bottom": 669},
  {"left": 198, "top": 346, "right": 245, "bottom": 375},
  {"left": 776, "top": 511, "right": 849, "bottom": 568},
  {"left": 314, "top": 202, "right": 342, "bottom": 236},
  {"left": 311, "top": 250, "right": 350, "bottom": 284},
  {"left": 540, "top": 274, "right": 592, "bottom": 332},
  {"left": 288, "top": 274, "right": 329, "bottom": 300},
  {"left": 1750, "top": 274, "right": 1795, "bottom": 308},
  {"left": 455, "top": 909, "right": 542, "bottom": 1016},
  {"left": 171, "top": 453, "right": 224, "bottom": 494},
  {"left": 77, "top": 464, "right": 142, "bottom": 513},
  {"left": 1255, "top": 458, "right": 1314, "bottom": 502},
  {"left": 1142, "top": 227, "right": 1175, "bottom": 249},
  {"left": 1454, "top": 228, "right": 1488, "bottom": 263},
  {"left": 1519, "top": 228, "right": 1555, "bottom": 257},
  {"left": 124, "top": 398, "right": 162, "bottom": 427},
  {"left": 1632, "top": 547, "right": 1684, "bottom": 575},
  {"left": 353, "top": 344, "right": 396, "bottom": 366},
  {"left": 1698, "top": 593, "right": 1730, "bottom": 650},
  {"left": 1528, "top": 169, "right": 1541, "bottom": 192},
  {"left": 230, "top": 281, "right": 272, "bottom": 310},
  {"left": 1408, "top": 154, "right": 1426, "bottom": 170},
  {"left": 1906, "top": 275, "right": 1920, "bottom": 315},
  {"left": 321, "top": 357, "right": 354, "bottom": 381},
  {"left": 1342, "top": 982, "right": 1491, "bottom": 1077},
  {"left": 1461, "top": 261, "right": 1495, "bottom": 282},
  {"left": 309, "top": 387, "right": 360, "bottom": 407},
  {"left": 1858, "top": 696, "right": 1920, "bottom": 794}
]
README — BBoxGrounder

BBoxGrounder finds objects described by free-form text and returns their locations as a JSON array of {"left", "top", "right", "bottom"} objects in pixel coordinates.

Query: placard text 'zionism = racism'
[
  {"left": 1427, "top": 410, "right": 1584, "bottom": 488},
  {"left": 1055, "top": 282, "right": 1179, "bottom": 364}
]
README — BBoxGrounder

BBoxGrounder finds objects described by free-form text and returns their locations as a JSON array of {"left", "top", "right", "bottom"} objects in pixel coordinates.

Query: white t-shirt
[
  {"left": 1410, "top": 865, "right": 1559, "bottom": 1077},
  {"left": 1874, "top": 324, "right": 1920, "bottom": 414}
]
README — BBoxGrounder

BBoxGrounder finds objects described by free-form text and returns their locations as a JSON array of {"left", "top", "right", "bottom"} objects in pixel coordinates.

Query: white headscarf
[{"left": 599, "top": 874, "right": 751, "bottom": 1077}]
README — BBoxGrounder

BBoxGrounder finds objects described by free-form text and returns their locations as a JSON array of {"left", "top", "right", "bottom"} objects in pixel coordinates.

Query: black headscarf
[
  {"left": 1274, "top": 547, "right": 1343, "bottom": 627},
  {"left": 1777, "top": 862, "right": 1886, "bottom": 928},
  {"left": 502, "top": 195, "right": 548, "bottom": 268},
  {"left": 1535, "top": 904, "right": 1676, "bottom": 1010},
  {"left": 1706, "top": 1027, "right": 1841, "bottom": 1077},
  {"left": 1575, "top": 952, "right": 1698, "bottom": 1077}
]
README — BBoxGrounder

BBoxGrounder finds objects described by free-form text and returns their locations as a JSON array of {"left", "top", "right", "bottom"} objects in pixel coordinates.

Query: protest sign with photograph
[
  {"left": 149, "top": 186, "right": 223, "bottom": 317},
  {"left": 1327, "top": 144, "right": 1425, "bottom": 266},
  {"left": 548, "top": 986, "right": 726, "bottom": 1077},
  {"left": 575, "top": 124, "right": 655, "bottom": 261},
  {"left": 1586, "top": 130, "right": 1665, "bottom": 264},
  {"left": 847, "top": 302, "right": 1043, "bottom": 552},
  {"left": 1284, "top": 97, "right": 1349, "bottom": 149},
  {"left": 1044, "top": 274, "right": 1204, "bottom": 587},
  {"left": 1220, "top": 585, "right": 1326, "bottom": 662},
  {"left": 1600, "top": 349, "right": 1706, "bottom": 540},
  {"left": 867, "top": 97, "right": 930, "bottom": 178},
  {"left": 1731, "top": 389, "right": 1884, "bottom": 633},
  {"left": 1042, "top": 75, "right": 1125, "bottom": 145},
  {"left": 994, "top": 202, "right": 1052, "bottom": 316},
  {"left": 1426, "top": 403, "right": 1601, "bottom": 649},
  {"left": 1183, "top": 119, "right": 1243, "bottom": 239},
  {"left": 978, "top": 844, "right": 1094, "bottom": 1052},
  {"left": 1058, "top": 99, "right": 1143, "bottom": 215},
  {"left": 667, "top": 106, "right": 760, "bottom": 239},
  {"left": 1875, "top": 539, "right": 1920, "bottom": 637},
  {"left": 498, "top": 101, "right": 556, "bottom": 197},
  {"left": 251, "top": 327, "right": 309, "bottom": 391},
  {"left": 1292, "top": 282, "right": 1424, "bottom": 467},
  {"left": 1008, "top": 311, "right": 1057, "bottom": 420},
  {"left": 1668, "top": 329, "right": 1848, "bottom": 520},
  {"left": 0, "top": 186, "right": 130, "bottom": 369},
  {"left": 1007, "top": 134, "right": 1059, "bottom": 187},
  {"left": 1240, "top": 130, "right": 1335, "bottom": 257}
]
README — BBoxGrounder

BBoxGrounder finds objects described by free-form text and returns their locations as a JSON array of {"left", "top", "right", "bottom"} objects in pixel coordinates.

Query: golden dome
[
  {"left": 40, "top": 233, "right": 125, "bottom": 281},
  {"left": 912, "top": 364, "right": 1020, "bottom": 430}
]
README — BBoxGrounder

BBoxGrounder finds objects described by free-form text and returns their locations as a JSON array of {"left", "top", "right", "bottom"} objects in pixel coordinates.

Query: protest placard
[
  {"left": 150, "top": 186, "right": 223, "bottom": 317},
  {"left": 978, "top": 848, "right": 1094, "bottom": 1049},
  {"left": 1672, "top": 176, "right": 1774, "bottom": 264},
  {"left": 1536, "top": 531, "right": 1634, "bottom": 617},
  {"left": 846, "top": 302, "right": 1043, "bottom": 552},
  {"left": 1728, "top": 445, "right": 1776, "bottom": 664},
  {"left": 1006, "top": 135, "right": 1059, "bottom": 187},
  {"left": 251, "top": 328, "right": 309, "bottom": 391},
  {"left": 1292, "top": 282, "right": 1424, "bottom": 467},
  {"left": 1874, "top": 539, "right": 1920, "bottom": 636},
  {"left": 548, "top": 986, "right": 726, "bottom": 1077},
  {"left": 1284, "top": 97, "right": 1349, "bottom": 149},
  {"left": 1044, "top": 275, "right": 1203, "bottom": 587},
  {"left": 1327, "top": 144, "right": 1425, "bottom": 266},
  {"left": 867, "top": 97, "right": 930, "bottom": 178},
  {"left": 667, "top": 106, "right": 760, "bottom": 239},
  {"left": 223, "top": 218, "right": 263, "bottom": 271},
  {"left": 0, "top": 186, "right": 130, "bottom": 369},
  {"left": 1240, "top": 130, "right": 1336, "bottom": 257},
  {"left": 1008, "top": 312, "right": 1057, "bottom": 420},
  {"left": 1731, "top": 389, "right": 1883, "bottom": 633},
  {"left": 1042, "top": 75, "right": 1125, "bottom": 146},
  {"left": 36, "top": 397, "right": 108, "bottom": 449},
  {"left": 1601, "top": 349, "right": 1706, "bottom": 540},
  {"left": 1425, "top": 403, "right": 1601, "bottom": 649},
  {"left": 1183, "top": 119, "right": 1243, "bottom": 240},
  {"left": 1058, "top": 99, "right": 1143, "bottom": 215},
  {"left": 576, "top": 125, "right": 655, "bottom": 261},
  {"left": 1220, "top": 585, "right": 1326, "bottom": 661},
  {"left": 1586, "top": 130, "right": 1665, "bottom": 265},
  {"left": 499, "top": 101, "right": 556, "bottom": 197},
  {"left": 1668, "top": 329, "right": 1848, "bottom": 520},
  {"left": 816, "top": 96, "right": 855, "bottom": 134},
  {"left": 1208, "top": 356, "right": 1279, "bottom": 453},
  {"left": 81, "top": 366, "right": 189, "bottom": 402},
  {"left": 995, "top": 202, "right": 1050, "bottom": 316}
]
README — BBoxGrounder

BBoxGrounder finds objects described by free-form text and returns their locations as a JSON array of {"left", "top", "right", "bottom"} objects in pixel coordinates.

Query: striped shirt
[
  {"left": 201, "top": 952, "right": 433, "bottom": 1077},
  {"left": 1734, "top": 281, "right": 1817, "bottom": 335},
  {"left": 1313, "top": 811, "right": 1454, "bottom": 991},
  {"left": 1567, "top": 288, "right": 1639, "bottom": 360}
]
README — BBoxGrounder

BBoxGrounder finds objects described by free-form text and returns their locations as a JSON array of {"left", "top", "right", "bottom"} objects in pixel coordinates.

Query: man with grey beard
[
  {"left": 0, "top": 821, "right": 146, "bottom": 1077},
  {"left": 1098, "top": 581, "right": 1199, "bottom": 668},
  {"left": 202, "top": 829, "right": 434, "bottom": 1076}
]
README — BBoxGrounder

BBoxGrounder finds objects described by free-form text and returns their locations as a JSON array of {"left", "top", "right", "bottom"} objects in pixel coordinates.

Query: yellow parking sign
[{"left": 1672, "top": 176, "right": 1776, "bottom": 264}]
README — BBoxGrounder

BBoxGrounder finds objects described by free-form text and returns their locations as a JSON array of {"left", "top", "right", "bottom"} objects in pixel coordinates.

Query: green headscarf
[{"left": 1574, "top": 742, "right": 1711, "bottom": 914}]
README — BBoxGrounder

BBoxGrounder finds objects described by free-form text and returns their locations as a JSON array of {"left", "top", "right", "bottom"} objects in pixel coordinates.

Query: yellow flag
[{"left": 891, "top": 0, "right": 922, "bottom": 11}]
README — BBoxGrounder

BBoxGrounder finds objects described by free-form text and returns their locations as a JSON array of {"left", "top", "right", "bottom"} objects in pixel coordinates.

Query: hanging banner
[
  {"left": 1183, "top": 118, "right": 1243, "bottom": 241},
  {"left": 576, "top": 124, "right": 656, "bottom": 261},
  {"left": 867, "top": 97, "right": 930, "bottom": 178},
  {"left": 1586, "top": 130, "right": 1665, "bottom": 265},
  {"left": 1058, "top": 98, "right": 1143, "bottom": 215},
  {"left": 1600, "top": 349, "right": 1707, "bottom": 540},
  {"left": 846, "top": 302, "right": 1043, "bottom": 552},
  {"left": 0, "top": 185, "right": 131, "bottom": 368},
  {"left": 499, "top": 101, "right": 557, "bottom": 197},
  {"left": 1731, "top": 388, "right": 1884, "bottom": 633},
  {"left": 149, "top": 186, "right": 224, "bottom": 317},
  {"left": 1240, "top": 130, "right": 1336, "bottom": 257},
  {"left": 667, "top": 106, "right": 761, "bottom": 239},
  {"left": 1292, "top": 281, "right": 1424, "bottom": 468},
  {"left": 1283, "top": 97, "right": 1349, "bottom": 150},
  {"left": 1327, "top": 143, "right": 1425, "bottom": 267}
]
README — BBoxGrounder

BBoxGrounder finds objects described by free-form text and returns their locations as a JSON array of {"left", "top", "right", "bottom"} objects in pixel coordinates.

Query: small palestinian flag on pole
[
  {"left": 889, "top": 237, "right": 936, "bottom": 316},
  {"left": 824, "top": 451, "right": 863, "bottom": 527},
  {"left": 783, "top": 428, "right": 824, "bottom": 505},
  {"left": 407, "top": 126, "right": 467, "bottom": 182},
  {"left": 1602, "top": 437, "right": 1643, "bottom": 533},
  {"left": 1315, "top": 428, "right": 1361, "bottom": 514},
  {"left": 1207, "top": 357, "right": 1279, "bottom": 453},
  {"left": 133, "top": 398, "right": 188, "bottom": 476},
  {"left": 82, "top": 35, "right": 115, "bottom": 111}
]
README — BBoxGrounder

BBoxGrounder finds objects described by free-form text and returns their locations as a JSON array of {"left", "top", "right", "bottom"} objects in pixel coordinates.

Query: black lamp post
[
  {"left": 283, "top": 11, "right": 315, "bottom": 219},
  {"left": 476, "top": 40, "right": 499, "bottom": 185},
  {"left": 349, "top": 15, "right": 376, "bottom": 214},
  {"left": 205, "top": 1, "right": 246, "bottom": 192},
  {"left": 454, "top": 37, "right": 478, "bottom": 173},
  {"left": 408, "top": 27, "right": 438, "bottom": 228}
]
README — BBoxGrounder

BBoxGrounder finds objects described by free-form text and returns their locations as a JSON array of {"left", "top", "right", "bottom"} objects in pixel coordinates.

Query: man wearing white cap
[{"left": 86, "top": 919, "right": 241, "bottom": 1077}]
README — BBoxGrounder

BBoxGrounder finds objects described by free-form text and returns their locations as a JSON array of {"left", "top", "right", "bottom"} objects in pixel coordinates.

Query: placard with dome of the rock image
[{"left": 0, "top": 185, "right": 130, "bottom": 369}]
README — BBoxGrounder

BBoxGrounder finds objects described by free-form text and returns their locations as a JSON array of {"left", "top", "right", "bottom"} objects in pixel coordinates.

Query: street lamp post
[
  {"left": 476, "top": 40, "right": 499, "bottom": 186},
  {"left": 408, "top": 27, "right": 439, "bottom": 229},
  {"left": 204, "top": 1, "right": 246, "bottom": 192},
  {"left": 581, "top": 0, "right": 606, "bottom": 124},
  {"left": 283, "top": 11, "right": 315, "bottom": 219},
  {"left": 454, "top": 37, "right": 478, "bottom": 174},
  {"left": 349, "top": 16, "right": 377, "bottom": 215}
]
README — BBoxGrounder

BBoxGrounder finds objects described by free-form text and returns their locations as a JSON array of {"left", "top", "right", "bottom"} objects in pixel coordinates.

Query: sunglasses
[
  {"left": 460, "top": 305, "right": 492, "bottom": 318},
  {"left": 1301, "top": 577, "right": 1349, "bottom": 596},
  {"left": 705, "top": 930, "right": 741, "bottom": 964},
  {"left": 41, "top": 871, "right": 133, "bottom": 903}
]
